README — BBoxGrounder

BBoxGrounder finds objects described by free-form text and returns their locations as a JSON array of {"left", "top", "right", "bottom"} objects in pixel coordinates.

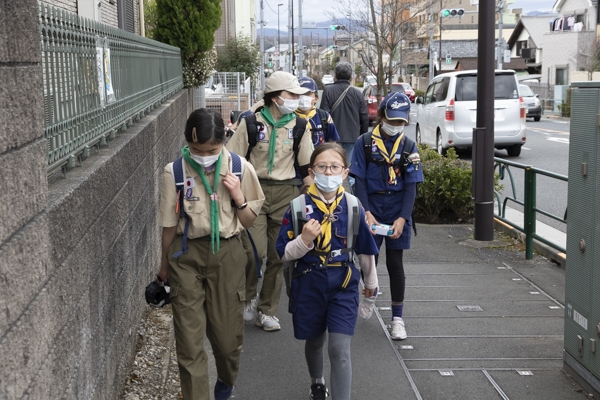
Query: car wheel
[
  {"left": 436, "top": 131, "right": 447, "bottom": 156},
  {"left": 534, "top": 116, "right": 541, "bottom": 121},
  {"left": 507, "top": 145, "right": 522, "bottom": 157},
  {"left": 416, "top": 126, "right": 422, "bottom": 145}
]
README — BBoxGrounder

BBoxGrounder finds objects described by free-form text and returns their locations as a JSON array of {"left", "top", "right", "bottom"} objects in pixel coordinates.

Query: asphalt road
[{"left": 402, "top": 108, "right": 570, "bottom": 233}]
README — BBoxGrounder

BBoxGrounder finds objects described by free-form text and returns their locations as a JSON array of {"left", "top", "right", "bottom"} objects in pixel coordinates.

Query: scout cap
[
  {"left": 379, "top": 92, "right": 410, "bottom": 122},
  {"left": 265, "top": 71, "right": 309, "bottom": 95},
  {"left": 298, "top": 77, "right": 318, "bottom": 92}
]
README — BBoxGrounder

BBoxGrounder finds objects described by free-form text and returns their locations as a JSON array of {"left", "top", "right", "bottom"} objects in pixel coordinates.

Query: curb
[{"left": 493, "top": 217, "right": 566, "bottom": 268}]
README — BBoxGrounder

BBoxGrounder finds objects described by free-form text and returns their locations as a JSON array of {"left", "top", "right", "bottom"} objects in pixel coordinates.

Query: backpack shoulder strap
[
  {"left": 229, "top": 152, "right": 244, "bottom": 181},
  {"left": 362, "top": 131, "right": 373, "bottom": 165},
  {"left": 289, "top": 195, "right": 307, "bottom": 238},
  {"left": 171, "top": 157, "right": 190, "bottom": 258},
  {"left": 344, "top": 192, "right": 360, "bottom": 250},
  {"left": 317, "top": 108, "right": 329, "bottom": 133},
  {"left": 244, "top": 113, "right": 259, "bottom": 160},
  {"left": 292, "top": 116, "right": 308, "bottom": 167}
]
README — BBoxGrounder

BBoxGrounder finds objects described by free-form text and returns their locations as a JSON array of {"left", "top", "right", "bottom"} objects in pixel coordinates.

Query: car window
[
  {"left": 424, "top": 82, "right": 437, "bottom": 104},
  {"left": 390, "top": 84, "right": 405, "bottom": 93},
  {"left": 455, "top": 74, "right": 518, "bottom": 101},
  {"left": 519, "top": 85, "right": 535, "bottom": 97}
]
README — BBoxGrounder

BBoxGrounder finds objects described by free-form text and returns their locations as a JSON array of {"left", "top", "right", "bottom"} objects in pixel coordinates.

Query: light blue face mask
[{"left": 314, "top": 173, "right": 344, "bottom": 193}]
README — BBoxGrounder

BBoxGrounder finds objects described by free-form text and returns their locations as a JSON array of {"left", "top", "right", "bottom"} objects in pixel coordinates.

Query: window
[
  {"left": 454, "top": 73, "right": 518, "bottom": 101},
  {"left": 516, "top": 40, "right": 527, "bottom": 56},
  {"left": 556, "top": 68, "right": 567, "bottom": 85},
  {"left": 118, "top": 0, "right": 135, "bottom": 33}
]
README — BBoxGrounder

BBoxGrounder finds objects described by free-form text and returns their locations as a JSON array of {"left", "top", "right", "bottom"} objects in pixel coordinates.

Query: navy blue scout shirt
[
  {"left": 309, "top": 110, "right": 340, "bottom": 147},
  {"left": 350, "top": 132, "right": 424, "bottom": 220},
  {"left": 276, "top": 194, "right": 378, "bottom": 264}
]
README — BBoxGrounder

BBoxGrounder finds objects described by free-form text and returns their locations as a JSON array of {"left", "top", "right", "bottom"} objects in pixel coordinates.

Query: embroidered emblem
[{"left": 287, "top": 230, "right": 294, "bottom": 239}]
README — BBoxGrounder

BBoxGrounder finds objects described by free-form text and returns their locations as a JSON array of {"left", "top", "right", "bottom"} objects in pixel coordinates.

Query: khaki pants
[
  {"left": 246, "top": 183, "right": 298, "bottom": 316},
  {"left": 168, "top": 235, "right": 246, "bottom": 400},
  {"left": 240, "top": 230, "right": 258, "bottom": 301}
]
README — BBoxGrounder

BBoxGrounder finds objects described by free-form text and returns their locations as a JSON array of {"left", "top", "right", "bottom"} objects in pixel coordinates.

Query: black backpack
[{"left": 243, "top": 111, "right": 308, "bottom": 169}]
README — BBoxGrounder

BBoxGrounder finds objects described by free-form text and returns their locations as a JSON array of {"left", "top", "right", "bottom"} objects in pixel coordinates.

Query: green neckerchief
[
  {"left": 181, "top": 146, "right": 222, "bottom": 254},
  {"left": 260, "top": 107, "right": 296, "bottom": 175}
]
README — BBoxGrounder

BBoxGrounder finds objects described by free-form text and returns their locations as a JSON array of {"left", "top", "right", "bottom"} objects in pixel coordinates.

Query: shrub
[
  {"left": 414, "top": 89, "right": 425, "bottom": 98},
  {"left": 414, "top": 145, "right": 501, "bottom": 223}
]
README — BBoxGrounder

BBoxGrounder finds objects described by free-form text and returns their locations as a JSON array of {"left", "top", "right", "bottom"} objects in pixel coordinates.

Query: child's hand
[
  {"left": 222, "top": 172, "right": 245, "bottom": 206},
  {"left": 365, "top": 211, "right": 379, "bottom": 236},
  {"left": 300, "top": 219, "right": 321, "bottom": 246},
  {"left": 362, "top": 287, "right": 376, "bottom": 298},
  {"left": 390, "top": 217, "right": 406, "bottom": 239}
]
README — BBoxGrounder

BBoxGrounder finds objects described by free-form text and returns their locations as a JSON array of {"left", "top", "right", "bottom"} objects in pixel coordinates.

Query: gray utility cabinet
[{"left": 564, "top": 81, "right": 600, "bottom": 397}]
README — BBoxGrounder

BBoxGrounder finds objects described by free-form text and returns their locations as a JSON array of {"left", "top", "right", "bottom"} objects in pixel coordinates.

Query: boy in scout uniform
[
  {"left": 157, "top": 108, "right": 265, "bottom": 400},
  {"left": 227, "top": 71, "right": 314, "bottom": 331}
]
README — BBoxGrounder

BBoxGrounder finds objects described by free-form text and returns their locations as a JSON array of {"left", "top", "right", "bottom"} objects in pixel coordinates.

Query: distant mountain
[{"left": 523, "top": 10, "right": 558, "bottom": 16}]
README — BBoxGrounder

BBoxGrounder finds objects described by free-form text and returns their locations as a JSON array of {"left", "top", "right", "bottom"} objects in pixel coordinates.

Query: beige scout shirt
[
  {"left": 159, "top": 147, "right": 265, "bottom": 238},
  {"left": 226, "top": 112, "right": 313, "bottom": 180}
]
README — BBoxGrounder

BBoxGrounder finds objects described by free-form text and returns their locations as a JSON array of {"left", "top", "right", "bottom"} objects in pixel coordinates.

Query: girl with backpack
[
  {"left": 276, "top": 143, "right": 379, "bottom": 400},
  {"left": 349, "top": 92, "right": 424, "bottom": 340},
  {"left": 157, "top": 108, "right": 265, "bottom": 400}
]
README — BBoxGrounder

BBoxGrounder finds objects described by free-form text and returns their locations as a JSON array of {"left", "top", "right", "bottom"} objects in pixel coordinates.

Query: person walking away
[
  {"left": 320, "top": 62, "right": 369, "bottom": 191},
  {"left": 349, "top": 92, "right": 423, "bottom": 340},
  {"left": 227, "top": 71, "right": 314, "bottom": 331},
  {"left": 296, "top": 77, "right": 340, "bottom": 147},
  {"left": 276, "top": 143, "right": 379, "bottom": 399},
  {"left": 157, "top": 108, "right": 265, "bottom": 400}
]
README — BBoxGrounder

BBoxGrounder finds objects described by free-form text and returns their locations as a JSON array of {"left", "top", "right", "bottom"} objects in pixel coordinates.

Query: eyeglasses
[{"left": 312, "top": 164, "right": 346, "bottom": 174}]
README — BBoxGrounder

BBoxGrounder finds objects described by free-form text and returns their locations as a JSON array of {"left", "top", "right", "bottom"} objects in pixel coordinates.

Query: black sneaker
[{"left": 309, "top": 383, "right": 329, "bottom": 399}]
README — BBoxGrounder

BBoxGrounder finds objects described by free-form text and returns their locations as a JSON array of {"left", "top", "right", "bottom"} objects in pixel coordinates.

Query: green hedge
[{"left": 414, "top": 144, "right": 502, "bottom": 223}]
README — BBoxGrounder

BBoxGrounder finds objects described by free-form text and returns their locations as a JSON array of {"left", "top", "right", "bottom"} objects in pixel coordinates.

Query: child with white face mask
[
  {"left": 295, "top": 77, "right": 340, "bottom": 148},
  {"left": 276, "top": 143, "right": 379, "bottom": 400},
  {"left": 349, "top": 92, "right": 424, "bottom": 341}
]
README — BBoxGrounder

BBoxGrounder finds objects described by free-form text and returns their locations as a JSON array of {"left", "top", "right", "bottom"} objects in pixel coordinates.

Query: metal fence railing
[
  {"left": 194, "top": 72, "right": 251, "bottom": 124},
  {"left": 40, "top": 3, "right": 183, "bottom": 176},
  {"left": 493, "top": 157, "right": 568, "bottom": 259}
]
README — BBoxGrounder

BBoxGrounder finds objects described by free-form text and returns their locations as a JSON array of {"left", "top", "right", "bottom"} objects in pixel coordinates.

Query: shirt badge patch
[
  {"left": 288, "top": 128, "right": 294, "bottom": 139},
  {"left": 283, "top": 218, "right": 290, "bottom": 226},
  {"left": 305, "top": 204, "right": 314, "bottom": 216},
  {"left": 185, "top": 177, "right": 194, "bottom": 188},
  {"left": 258, "top": 131, "right": 266, "bottom": 141},
  {"left": 287, "top": 230, "right": 294, "bottom": 239},
  {"left": 185, "top": 188, "right": 193, "bottom": 199}
]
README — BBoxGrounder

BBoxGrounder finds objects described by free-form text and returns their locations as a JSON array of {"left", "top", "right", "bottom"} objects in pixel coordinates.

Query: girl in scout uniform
[
  {"left": 276, "top": 143, "right": 379, "bottom": 400},
  {"left": 296, "top": 77, "right": 340, "bottom": 147},
  {"left": 349, "top": 92, "right": 424, "bottom": 341},
  {"left": 227, "top": 71, "right": 314, "bottom": 332},
  {"left": 157, "top": 108, "right": 265, "bottom": 400}
]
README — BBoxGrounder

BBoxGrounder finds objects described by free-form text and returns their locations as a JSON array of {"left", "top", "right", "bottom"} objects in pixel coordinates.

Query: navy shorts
[{"left": 289, "top": 263, "right": 360, "bottom": 340}]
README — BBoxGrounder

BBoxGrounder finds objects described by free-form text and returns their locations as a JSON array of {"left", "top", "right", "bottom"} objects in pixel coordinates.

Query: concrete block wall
[{"left": 0, "top": 1, "right": 190, "bottom": 399}]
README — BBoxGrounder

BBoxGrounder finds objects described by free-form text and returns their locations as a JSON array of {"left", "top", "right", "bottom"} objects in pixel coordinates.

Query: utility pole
[
  {"left": 278, "top": 3, "right": 283, "bottom": 71},
  {"left": 288, "top": 0, "right": 292, "bottom": 73},
  {"left": 497, "top": 0, "right": 504, "bottom": 70},
  {"left": 260, "top": 0, "right": 265, "bottom": 91},
  {"left": 429, "top": 1, "right": 434, "bottom": 81},
  {"left": 298, "top": 0, "right": 303, "bottom": 76},
  {"left": 438, "top": 0, "right": 442, "bottom": 74},
  {"left": 291, "top": 0, "right": 295, "bottom": 74}
]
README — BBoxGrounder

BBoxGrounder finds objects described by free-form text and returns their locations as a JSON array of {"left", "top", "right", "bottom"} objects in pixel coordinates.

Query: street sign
[
  {"left": 274, "top": 51, "right": 280, "bottom": 57},
  {"left": 504, "top": 49, "right": 511, "bottom": 64}
]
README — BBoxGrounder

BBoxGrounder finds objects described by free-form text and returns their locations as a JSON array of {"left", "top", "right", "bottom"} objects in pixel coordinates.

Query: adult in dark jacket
[{"left": 320, "top": 62, "right": 369, "bottom": 190}]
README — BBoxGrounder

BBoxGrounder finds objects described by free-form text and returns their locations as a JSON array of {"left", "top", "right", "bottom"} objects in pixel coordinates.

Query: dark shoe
[
  {"left": 214, "top": 379, "right": 233, "bottom": 400},
  {"left": 309, "top": 383, "right": 329, "bottom": 399}
]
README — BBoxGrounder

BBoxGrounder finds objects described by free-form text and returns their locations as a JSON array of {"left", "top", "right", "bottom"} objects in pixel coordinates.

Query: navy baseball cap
[
  {"left": 379, "top": 92, "right": 410, "bottom": 122},
  {"left": 298, "top": 77, "right": 318, "bottom": 92}
]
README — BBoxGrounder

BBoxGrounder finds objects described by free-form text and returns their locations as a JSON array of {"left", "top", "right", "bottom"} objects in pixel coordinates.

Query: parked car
[
  {"left": 362, "top": 83, "right": 406, "bottom": 123},
  {"left": 519, "top": 84, "right": 541, "bottom": 121},
  {"left": 322, "top": 74, "right": 334, "bottom": 85},
  {"left": 400, "top": 82, "right": 416, "bottom": 102},
  {"left": 415, "top": 69, "right": 526, "bottom": 156}
]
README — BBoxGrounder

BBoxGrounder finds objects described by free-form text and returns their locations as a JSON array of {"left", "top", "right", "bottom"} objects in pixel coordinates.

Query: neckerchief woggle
[
  {"left": 181, "top": 146, "right": 222, "bottom": 254},
  {"left": 307, "top": 183, "right": 344, "bottom": 263},
  {"left": 371, "top": 124, "right": 405, "bottom": 185},
  {"left": 259, "top": 106, "right": 296, "bottom": 175}
]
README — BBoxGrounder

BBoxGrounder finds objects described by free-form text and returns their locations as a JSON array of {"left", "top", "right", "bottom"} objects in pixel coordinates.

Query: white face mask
[
  {"left": 298, "top": 95, "right": 314, "bottom": 111},
  {"left": 381, "top": 122, "right": 405, "bottom": 136},
  {"left": 190, "top": 152, "right": 220, "bottom": 168},
  {"left": 276, "top": 96, "right": 300, "bottom": 115},
  {"left": 314, "top": 173, "right": 344, "bottom": 193}
]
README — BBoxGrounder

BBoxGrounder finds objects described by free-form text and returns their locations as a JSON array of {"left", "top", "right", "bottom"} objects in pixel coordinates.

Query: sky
[{"left": 257, "top": 0, "right": 557, "bottom": 30}]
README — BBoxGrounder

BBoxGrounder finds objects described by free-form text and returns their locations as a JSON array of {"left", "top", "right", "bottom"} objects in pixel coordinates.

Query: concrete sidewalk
[{"left": 229, "top": 223, "right": 589, "bottom": 399}]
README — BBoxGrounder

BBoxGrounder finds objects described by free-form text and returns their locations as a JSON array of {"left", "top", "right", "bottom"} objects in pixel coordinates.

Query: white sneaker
[
  {"left": 243, "top": 296, "right": 257, "bottom": 322},
  {"left": 255, "top": 312, "right": 281, "bottom": 331},
  {"left": 390, "top": 317, "right": 407, "bottom": 340}
]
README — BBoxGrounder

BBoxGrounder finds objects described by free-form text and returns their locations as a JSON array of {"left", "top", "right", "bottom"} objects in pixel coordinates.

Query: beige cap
[{"left": 264, "top": 71, "right": 309, "bottom": 95}]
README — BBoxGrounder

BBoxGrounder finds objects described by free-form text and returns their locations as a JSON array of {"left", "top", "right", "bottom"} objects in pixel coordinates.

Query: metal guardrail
[
  {"left": 493, "top": 157, "right": 568, "bottom": 259},
  {"left": 39, "top": 3, "right": 183, "bottom": 176}
]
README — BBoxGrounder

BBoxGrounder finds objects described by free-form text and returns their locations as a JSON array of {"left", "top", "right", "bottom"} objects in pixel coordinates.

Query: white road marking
[{"left": 547, "top": 137, "right": 569, "bottom": 144}]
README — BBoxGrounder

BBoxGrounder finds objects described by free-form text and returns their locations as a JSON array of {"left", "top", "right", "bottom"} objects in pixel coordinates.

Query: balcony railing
[{"left": 39, "top": 3, "right": 183, "bottom": 176}]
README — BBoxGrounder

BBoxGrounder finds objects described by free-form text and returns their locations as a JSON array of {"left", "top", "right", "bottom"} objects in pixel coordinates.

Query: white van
[{"left": 415, "top": 69, "right": 527, "bottom": 156}]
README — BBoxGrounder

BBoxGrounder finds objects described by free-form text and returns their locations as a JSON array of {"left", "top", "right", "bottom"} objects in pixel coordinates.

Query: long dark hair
[{"left": 184, "top": 108, "right": 225, "bottom": 144}]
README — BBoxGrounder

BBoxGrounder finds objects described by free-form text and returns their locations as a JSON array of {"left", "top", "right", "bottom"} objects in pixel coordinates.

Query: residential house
[
  {"left": 507, "top": 15, "right": 557, "bottom": 76},
  {"left": 43, "top": 0, "right": 141, "bottom": 33}
]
